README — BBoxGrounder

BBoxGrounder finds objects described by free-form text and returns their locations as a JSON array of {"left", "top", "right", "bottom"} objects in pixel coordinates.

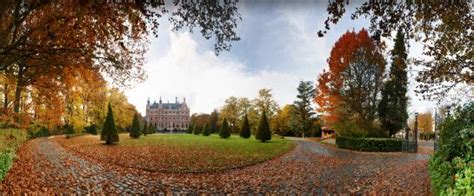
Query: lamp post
[{"left": 414, "top": 112, "right": 419, "bottom": 153}]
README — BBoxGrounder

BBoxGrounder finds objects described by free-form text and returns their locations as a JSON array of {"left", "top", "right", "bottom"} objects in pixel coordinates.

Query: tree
[
  {"left": 253, "top": 89, "right": 279, "bottom": 117},
  {"left": 202, "top": 123, "right": 210, "bottom": 136},
  {"left": 1, "top": 0, "right": 242, "bottom": 124},
  {"left": 187, "top": 123, "right": 194, "bottom": 134},
  {"left": 190, "top": 113, "right": 211, "bottom": 129},
  {"left": 319, "top": 2, "right": 473, "bottom": 100},
  {"left": 220, "top": 96, "right": 239, "bottom": 133},
  {"left": 240, "top": 114, "right": 251, "bottom": 138},
  {"left": 208, "top": 109, "right": 219, "bottom": 133},
  {"left": 142, "top": 121, "right": 148, "bottom": 136},
  {"left": 148, "top": 123, "right": 156, "bottom": 134},
  {"left": 272, "top": 104, "right": 298, "bottom": 136},
  {"left": 130, "top": 113, "right": 141, "bottom": 139},
  {"left": 294, "top": 81, "right": 316, "bottom": 138},
  {"left": 378, "top": 28, "right": 409, "bottom": 137},
  {"left": 410, "top": 111, "right": 433, "bottom": 133},
  {"left": 219, "top": 118, "right": 231, "bottom": 138},
  {"left": 100, "top": 103, "right": 119, "bottom": 145},
  {"left": 256, "top": 111, "right": 271, "bottom": 142},
  {"left": 315, "top": 29, "right": 385, "bottom": 136},
  {"left": 193, "top": 124, "right": 201, "bottom": 135}
]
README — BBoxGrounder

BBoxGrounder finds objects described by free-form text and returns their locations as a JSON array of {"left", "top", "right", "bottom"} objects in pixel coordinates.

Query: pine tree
[
  {"left": 130, "top": 113, "right": 141, "bottom": 138},
  {"left": 378, "top": 28, "right": 409, "bottom": 137},
  {"left": 240, "top": 114, "right": 251, "bottom": 138},
  {"left": 202, "top": 123, "right": 210, "bottom": 136},
  {"left": 143, "top": 121, "right": 148, "bottom": 136},
  {"left": 256, "top": 111, "right": 271, "bottom": 142},
  {"left": 193, "top": 124, "right": 201, "bottom": 135},
  {"left": 219, "top": 118, "right": 231, "bottom": 138},
  {"left": 100, "top": 103, "right": 119, "bottom": 145},
  {"left": 294, "top": 80, "right": 316, "bottom": 138}
]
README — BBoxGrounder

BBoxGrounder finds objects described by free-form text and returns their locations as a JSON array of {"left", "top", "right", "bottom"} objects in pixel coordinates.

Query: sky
[{"left": 125, "top": 1, "right": 436, "bottom": 116}]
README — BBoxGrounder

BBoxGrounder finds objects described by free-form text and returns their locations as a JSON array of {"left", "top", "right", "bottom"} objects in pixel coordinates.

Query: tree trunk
[
  {"left": 3, "top": 83, "right": 8, "bottom": 111},
  {"left": 13, "top": 64, "right": 24, "bottom": 114}
]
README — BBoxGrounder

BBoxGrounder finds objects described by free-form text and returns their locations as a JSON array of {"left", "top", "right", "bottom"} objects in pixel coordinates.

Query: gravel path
[{"left": 0, "top": 137, "right": 431, "bottom": 194}]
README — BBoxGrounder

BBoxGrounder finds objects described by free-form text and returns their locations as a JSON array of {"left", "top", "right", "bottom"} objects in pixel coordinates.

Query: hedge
[{"left": 336, "top": 136, "right": 403, "bottom": 152}]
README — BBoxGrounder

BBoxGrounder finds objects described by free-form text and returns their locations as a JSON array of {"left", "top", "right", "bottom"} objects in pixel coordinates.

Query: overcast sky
[{"left": 125, "top": 1, "right": 436, "bottom": 116}]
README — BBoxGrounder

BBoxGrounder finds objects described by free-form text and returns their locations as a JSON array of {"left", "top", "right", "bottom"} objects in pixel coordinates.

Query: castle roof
[{"left": 149, "top": 102, "right": 186, "bottom": 110}]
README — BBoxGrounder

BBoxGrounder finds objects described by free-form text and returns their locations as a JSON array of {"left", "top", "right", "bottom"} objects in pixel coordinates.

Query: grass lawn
[
  {"left": 56, "top": 133, "right": 294, "bottom": 173},
  {"left": 0, "top": 128, "right": 28, "bottom": 181}
]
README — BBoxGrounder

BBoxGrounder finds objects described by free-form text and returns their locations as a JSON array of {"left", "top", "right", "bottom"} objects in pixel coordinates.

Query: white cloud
[{"left": 126, "top": 32, "right": 300, "bottom": 115}]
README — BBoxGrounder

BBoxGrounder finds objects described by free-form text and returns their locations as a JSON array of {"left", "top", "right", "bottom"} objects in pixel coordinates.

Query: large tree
[
  {"left": 220, "top": 96, "right": 239, "bottom": 132},
  {"left": 294, "top": 81, "right": 316, "bottom": 138},
  {"left": 272, "top": 104, "right": 298, "bottom": 136},
  {"left": 101, "top": 103, "right": 119, "bottom": 145},
  {"left": 253, "top": 88, "right": 279, "bottom": 118},
  {"left": 0, "top": 0, "right": 241, "bottom": 124},
  {"left": 315, "top": 29, "right": 385, "bottom": 135},
  {"left": 319, "top": 1, "right": 473, "bottom": 101},
  {"left": 378, "top": 28, "right": 409, "bottom": 137}
]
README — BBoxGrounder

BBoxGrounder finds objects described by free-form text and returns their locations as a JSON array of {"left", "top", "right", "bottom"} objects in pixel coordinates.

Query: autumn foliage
[{"left": 315, "top": 29, "right": 386, "bottom": 135}]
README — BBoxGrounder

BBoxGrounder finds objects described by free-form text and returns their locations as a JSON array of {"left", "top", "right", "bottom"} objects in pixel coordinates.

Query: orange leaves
[{"left": 315, "top": 29, "right": 384, "bottom": 128}]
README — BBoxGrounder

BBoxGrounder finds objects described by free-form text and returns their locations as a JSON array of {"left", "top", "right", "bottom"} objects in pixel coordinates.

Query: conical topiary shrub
[
  {"left": 193, "top": 124, "right": 201, "bottom": 135},
  {"left": 148, "top": 123, "right": 155, "bottom": 134},
  {"left": 256, "top": 112, "right": 271, "bottom": 142},
  {"left": 187, "top": 124, "right": 194, "bottom": 134},
  {"left": 202, "top": 123, "right": 210, "bottom": 136},
  {"left": 143, "top": 121, "right": 148, "bottom": 136},
  {"left": 240, "top": 114, "right": 251, "bottom": 139},
  {"left": 101, "top": 103, "right": 119, "bottom": 144},
  {"left": 130, "top": 113, "right": 141, "bottom": 138},
  {"left": 219, "top": 118, "right": 231, "bottom": 138}
]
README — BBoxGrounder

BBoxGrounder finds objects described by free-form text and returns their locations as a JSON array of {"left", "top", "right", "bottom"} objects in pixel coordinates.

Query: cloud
[{"left": 126, "top": 32, "right": 301, "bottom": 115}]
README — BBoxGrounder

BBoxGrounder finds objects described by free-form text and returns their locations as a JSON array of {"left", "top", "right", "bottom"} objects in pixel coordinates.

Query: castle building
[{"left": 145, "top": 97, "right": 190, "bottom": 131}]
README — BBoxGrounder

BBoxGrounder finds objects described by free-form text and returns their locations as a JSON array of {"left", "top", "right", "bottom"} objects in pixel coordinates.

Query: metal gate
[{"left": 402, "top": 127, "right": 417, "bottom": 153}]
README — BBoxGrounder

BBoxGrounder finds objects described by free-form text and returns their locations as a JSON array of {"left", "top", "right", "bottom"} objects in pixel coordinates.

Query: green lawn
[
  {"left": 59, "top": 133, "right": 294, "bottom": 173},
  {"left": 0, "top": 128, "right": 28, "bottom": 181}
]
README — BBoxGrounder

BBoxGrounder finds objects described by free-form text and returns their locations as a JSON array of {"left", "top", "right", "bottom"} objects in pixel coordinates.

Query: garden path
[{"left": 0, "top": 136, "right": 431, "bottom": 194}]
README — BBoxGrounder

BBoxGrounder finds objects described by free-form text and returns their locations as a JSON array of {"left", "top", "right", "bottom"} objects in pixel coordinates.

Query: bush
[
  {"left": 219, "top": 118, "right": 231, "bottom": 138},
  {"left": 429, "top": 102, "right": 473, "bottom": 195},
  {"left": 85, "top": 124, "right": 98, "bottom": 135},
  {"left": 256, "top": 112, "right": 271, "bottom": 142},
  {"left": 0, "top": 152, "right": 13, "bottom": 182},
  {"left": 0, "top": 128, "right": 27, "bottom": 182},
  {"left": 28, "top": 127, "right": 51, "bottom": 139},
  {"left": 64, "top": 124, "right": 75, "bottom": 135},
  {"left": 335, "top": 136, "right": 403, "bottom": 152},
  {"left": 334, "top": 119, "right": 368, "bottom": 138},
  {"left": 334, "top": 118, "right": 387, "bottom": 138}
]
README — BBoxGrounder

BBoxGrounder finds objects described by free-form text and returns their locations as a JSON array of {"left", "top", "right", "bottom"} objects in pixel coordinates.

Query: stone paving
[{"left": 0, "top": 137, "right": 432, "bottom": 194}]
